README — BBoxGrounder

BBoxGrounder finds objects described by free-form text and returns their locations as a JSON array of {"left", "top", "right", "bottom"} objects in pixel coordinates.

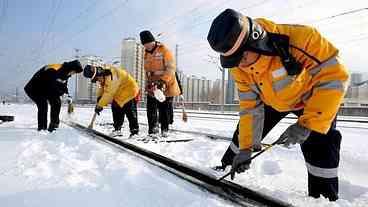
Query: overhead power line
[
  {"left": 37, "top": 0, "right": 63, "bottom": 59},
  {"left": 301, "top": 7, "right": 368, "bottom": 24},
  {"left": 29, "top": 0, "right": 130, "bottom": 69},
  {"left": 162, "top": 0, "right": 273, "bottom": 41}
]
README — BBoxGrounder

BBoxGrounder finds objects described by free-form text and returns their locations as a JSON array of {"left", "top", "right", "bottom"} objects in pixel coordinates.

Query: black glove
[
  {"left": 66, "top": 96, "right": 73, "bottom": 104},
  {"left": 145, "top": 81, "right": 155, "bottom": 96},
  {"left": 154, "top": 79, "right": 166, "bottom": 91},
  {"left": 278, "top": 123, "right": 311, "bottom": 147},
  {"left": 230, "top": 149, "right": 252, "bottom": 180},
  {"left": 95, "top": 105, "right": 103, "bottom": 115}
]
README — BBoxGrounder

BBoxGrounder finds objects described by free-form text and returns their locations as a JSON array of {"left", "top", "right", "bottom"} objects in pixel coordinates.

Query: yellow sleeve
[
  {"left": 97, "top": 76, "right": 120, "bottom": 107},
  {"left": 231, "top": 69, "right": 264, "bottom": 150},
  {"left": 96, "top": 83, "right": 103, "bottom": 99},
  {"left": 299, "top": 60, "right": 349, "bottom": 133}
]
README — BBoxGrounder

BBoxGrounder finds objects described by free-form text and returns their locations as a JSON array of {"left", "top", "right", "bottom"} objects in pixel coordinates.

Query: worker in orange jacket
[
  {"left": 140, "top": 30, "right": 181, "bottom": 137},
  {"left": 207, "top": 9, "right": 349, "bottom": 201},
  {"left": 83, "top": 65, "right": 139, "bottom": 137}
]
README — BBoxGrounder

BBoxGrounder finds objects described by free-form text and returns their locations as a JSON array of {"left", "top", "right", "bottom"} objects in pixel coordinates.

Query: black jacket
[{"left": 24, "top": 65, "right": 70, "bottom": 98}]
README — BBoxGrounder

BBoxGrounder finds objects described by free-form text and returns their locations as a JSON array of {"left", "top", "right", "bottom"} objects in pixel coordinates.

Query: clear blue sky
[{"left": 0, "top": 0, "right": 367, "bottom": 96}]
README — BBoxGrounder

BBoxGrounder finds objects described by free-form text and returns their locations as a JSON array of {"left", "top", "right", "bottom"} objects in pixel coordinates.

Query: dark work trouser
[
  {"left": 111, "top": 99, "right": 139, "bottom": 135},
  {"left": 147, "top": 95, "right": 159, "bottom": 134},
  {"left": 159, "top": 97, "right": 173, "bottom": 131},
  {"left": 222, "top": 105, "right": 341, "bottom": 201},
  {"left": 25, "top": 90, "right": 61, "bottom": 130},
  {"left": 168, "top": 99, "right": 174, "bottom": 125},
  {"left": 146, "top": 95, "right": 173, "bottom": 133}
]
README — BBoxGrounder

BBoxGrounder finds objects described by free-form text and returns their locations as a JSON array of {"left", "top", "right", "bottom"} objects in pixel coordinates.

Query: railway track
[{"left": 65, "top": 121, "right": 292, "bottom": 207}]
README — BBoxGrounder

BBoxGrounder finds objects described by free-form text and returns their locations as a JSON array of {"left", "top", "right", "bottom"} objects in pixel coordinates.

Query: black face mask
[
  {"left": 242, "top": 17, "right": 278, "bottom": 56},
  {"left": 92, "top": 67, "right": 112, "bottom": 83},
  {"left": 239, "top": 18, "right": 302, "bottom": 75},
  {"left": 146, "top": 42, "right": 158, "bottom": 54}
]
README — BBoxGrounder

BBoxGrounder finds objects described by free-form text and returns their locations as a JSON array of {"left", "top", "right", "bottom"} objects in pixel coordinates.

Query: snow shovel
[
  {"left": 67, "top": 100, "right": 74, "bottom": 114},
  {"left": 67, "top": 103, "right": 74, "bottom": 114},
  {"left": 88, "top": 113, "right": 97, "bottom": 129},
  {"left": 181, "top": 96, "right": 188, "bottom": 122},
  {"left": 217, "top": 139, "right": 281, "bottom": 181}
]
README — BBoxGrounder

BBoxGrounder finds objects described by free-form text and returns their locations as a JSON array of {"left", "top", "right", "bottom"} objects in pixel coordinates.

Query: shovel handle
[
  {"left": 217, "top": 140, "right": 279, "bottom": 181},
  {"left": 88, "top": 113, "right": 97, "bottom": 129}
]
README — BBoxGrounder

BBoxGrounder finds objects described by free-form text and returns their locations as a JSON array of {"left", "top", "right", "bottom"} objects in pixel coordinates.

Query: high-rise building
[{"left": 121, "top": 38, "right": 145, "bottom": 102}]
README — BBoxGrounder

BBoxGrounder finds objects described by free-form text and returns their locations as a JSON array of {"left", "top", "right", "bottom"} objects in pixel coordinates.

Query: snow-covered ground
[
  {"left": 1, "top": 103, "right": 368, "bottom": 207},
  {"left": 0, "top": 104, "right": 238, "bottom": 207}
]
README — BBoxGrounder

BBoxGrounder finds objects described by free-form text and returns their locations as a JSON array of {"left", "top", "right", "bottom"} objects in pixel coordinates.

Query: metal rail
[{"left": 66, "top": 121, "right": 292, "bottom": 207}]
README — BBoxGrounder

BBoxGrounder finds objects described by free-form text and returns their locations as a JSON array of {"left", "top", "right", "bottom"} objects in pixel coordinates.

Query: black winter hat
[
  {"left": 140, "top": 30, "right": 155, "bottom": 44},
  {"left": 63, "top": 60, "right": 83, "bottom": 73},
  {"left": 207, "top": 9, "right": 251, "bottom": 68},
  {"left": 83, "top": 65, "right": 105, "bottom": 82},
  {"left": 83, "top": 65, "right": 96, "bottom": 79}
]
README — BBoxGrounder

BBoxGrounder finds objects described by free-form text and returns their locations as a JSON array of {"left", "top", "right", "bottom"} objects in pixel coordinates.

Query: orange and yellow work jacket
[
  {"left": 96, "top": 66, "right": 139, "bottom": 108},
  {"left": 230, "top": 18, "right": 350, "bottom": 150},
  {"left": 144, "top": 42, "right": 180, "bottom": 97}
]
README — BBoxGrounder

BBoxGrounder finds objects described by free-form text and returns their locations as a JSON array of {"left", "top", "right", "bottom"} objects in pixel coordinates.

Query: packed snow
[
  {"left": 0, "top": 104, "right": 238, "bottom": 207},
  {"left": 1, "top": 103, "right": 368, "bottom": 207}
]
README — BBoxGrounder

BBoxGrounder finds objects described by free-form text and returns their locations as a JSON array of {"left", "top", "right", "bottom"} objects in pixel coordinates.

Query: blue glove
[
  {"left": 95, "top": 105, "right": 103, "bottom": 115},
  {"left": 278, "top": 123, "right": 311, "bottom": 146},
  {"left": 230, "top": 149, "right": 252, "bottom": 180}
]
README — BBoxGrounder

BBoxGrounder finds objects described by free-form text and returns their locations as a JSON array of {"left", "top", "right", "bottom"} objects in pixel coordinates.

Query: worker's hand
[
  {"left": 94, "top": 105, "right": 103, "bottom": 115},
  {"left": 145, "top": 81, "right": 156, "bottom": 96},
  {"left": 154, "top": 79, "right": 166, "bottom": 91},
  {"left": 212, "top": 162, "right": 227, "bottom": 172},
  {"left": 278, "top": 123, "right": 311, "bottom": 146},
  {"left": 230, "top": 149, "right": 252, "bottom": 180},
  {"left": 66, "top": 96, "right": 73, "bottom": 104}
]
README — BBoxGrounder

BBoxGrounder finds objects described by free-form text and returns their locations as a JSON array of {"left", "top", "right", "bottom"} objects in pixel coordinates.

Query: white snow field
[{"left": 1, "top": 103, "right": 368, "bottom": 207}]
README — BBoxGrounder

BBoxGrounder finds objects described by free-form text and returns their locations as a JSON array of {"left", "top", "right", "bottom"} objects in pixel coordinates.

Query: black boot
[
  {"left": 148, "top": 126, "right": 159, "bottom": 135},
  {"left": 129, "top": 129, "right": 139, "bottom": 138},
  {"left": 48, "top": 122, "right": 59, "bottom": 132}
]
